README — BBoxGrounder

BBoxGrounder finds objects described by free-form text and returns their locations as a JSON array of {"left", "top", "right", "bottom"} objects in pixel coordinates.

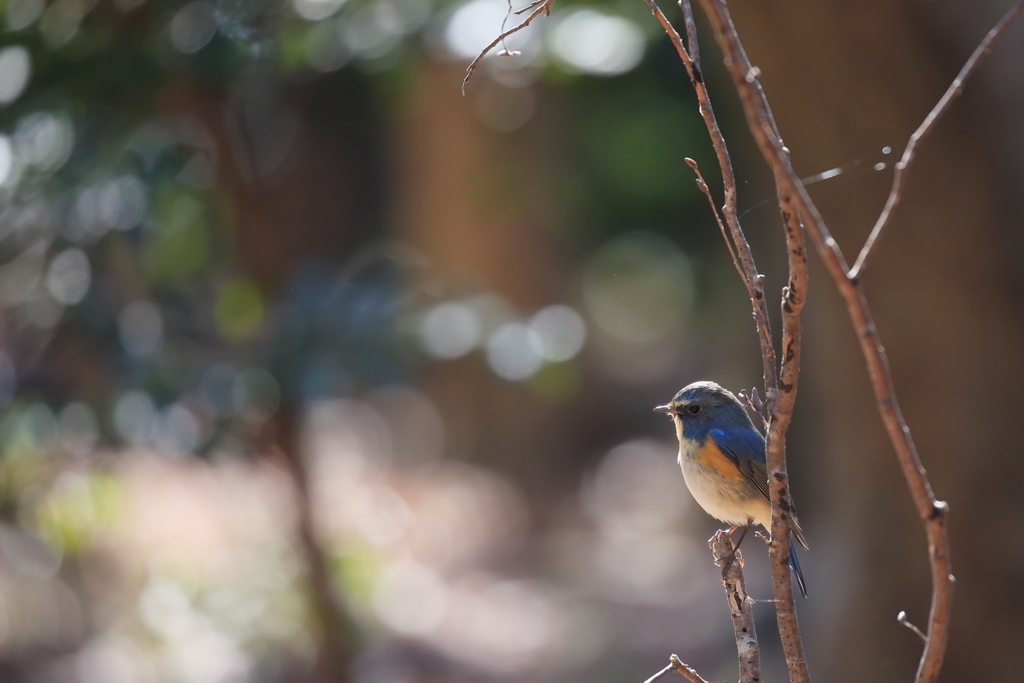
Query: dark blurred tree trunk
[
  {"left": 271, "top": 406, "right": 357, "bottom": 683},
  {"left": 727, "top": 2, "right": 1024, "bottom": 681}
]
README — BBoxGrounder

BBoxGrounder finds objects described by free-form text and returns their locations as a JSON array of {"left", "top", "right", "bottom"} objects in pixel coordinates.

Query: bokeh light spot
[
  {"left": 46, "top": 248, "right": 91, "bottom": 305},
  {"left": 419, "top": 301, "right": 481, "bottom": 359},
  {"left": 39, "top": 0, "right": 88, "bottom": 47},
  {"left": 486, "top": 322, "right": 543, "bottom": 381},
  {"left": 293, "top": 0, "right": 346, "bottom": 21},
  {"left": 374, "top": 561, "right": 448, "bottom": 635},
  {"left": 14, "top": 112, "right": 74, "bottom": 171},
  {"left": 304, "top": 19, "right": 351, "bottom": 72},
  {"left": 0, "top": 46, "right": 31, "bottom": 105},
  {"left": 529, "top": 304, "right": 586, "bottom": 361},
  {"left": 170, "top": 1, "right": 218, "bottom": 54},
  {"left": 581, "top": 231, "right": 693, "bottom": 344},
  {"left": 0, "top": 135, "right": 14, "bottom": 185},
  {"left": 549, "top": 10, "right": 644, "bottom": 76},
  {"left": 445, "top": 0, "right": 536, "bottom": 61},
  {"left": 114, "top": 390, "right": 156, "bottom": 445},
  {"left": 6, "top": 0, "right": 45, "bottom": 31}
]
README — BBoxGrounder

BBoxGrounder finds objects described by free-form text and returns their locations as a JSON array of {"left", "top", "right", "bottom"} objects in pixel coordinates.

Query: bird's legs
[
  {"left": 711, "top": 519, "right": 755, "bottom": 571},
  {"left": 709, "top": 520, "right": 755, "bottom": 548},
  {"left": 732, "top": 519, "right": 754, "bottom": 551}
]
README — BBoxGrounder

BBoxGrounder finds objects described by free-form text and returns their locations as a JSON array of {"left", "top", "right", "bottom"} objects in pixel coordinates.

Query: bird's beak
[{"left": 654, "top": 404, "right": 676, "bottom": 414}]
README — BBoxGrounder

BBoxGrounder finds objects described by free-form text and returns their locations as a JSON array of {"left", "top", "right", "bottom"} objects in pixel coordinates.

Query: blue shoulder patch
[{"left": 709, "top": 427, "right": 766, "bottom": 466}]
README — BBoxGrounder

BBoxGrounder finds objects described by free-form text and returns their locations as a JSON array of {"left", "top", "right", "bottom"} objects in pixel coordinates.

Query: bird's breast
[{"left": 677, "top": 436, "right": 769, "bottom": 527}]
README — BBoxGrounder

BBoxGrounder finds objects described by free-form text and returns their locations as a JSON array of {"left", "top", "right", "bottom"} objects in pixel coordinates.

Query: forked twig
[
  {"left": 850, "top": 0, "right": 1024, "bottom": 279},
  {"left": 737, "top": 387, "right": 769, "bottom": 431},
  {"left": 462, "top": 0, "right": 554, "bottom": 94}
]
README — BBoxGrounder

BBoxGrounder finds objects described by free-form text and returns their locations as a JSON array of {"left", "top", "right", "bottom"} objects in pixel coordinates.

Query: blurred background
[{"left": 0, "top": 0, "right": 1021, "bottom": 681}]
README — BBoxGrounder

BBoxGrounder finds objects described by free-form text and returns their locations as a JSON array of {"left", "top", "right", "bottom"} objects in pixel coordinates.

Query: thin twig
[
  {"left": 462, "top": 0, "right": 553, "bottom": 94},
  {"left": 695, "top": 2, "right": 956, "bottom": 682},
  {"left": 737, "top": 389, "right": 769, "bottom": 431},
  {"left": 679, "top": 0, "right": 699, "bottom": 69},
  {"left": 641, "top": 0, "right": 778, "bottom": 411},
  {"left": 687, "top": 157, "right": 744, "bottom": 285},
  {"left": 642, "top": 656, "right": 710, "bottom": 683},
  {"left": 513, "top": 0, "right": 546, "bottom": 15},
  {"left": 643, "top": 663, "right": 676, "bottom": 683},
  {"left": 898, "top": 610, "right": 929, "bottom": 644},
  {"left": 710, "top": 531, "right": 760, "bottom": 683},
  {"left": 849, "top": 0, "right": 1024, "bottom": 279}
]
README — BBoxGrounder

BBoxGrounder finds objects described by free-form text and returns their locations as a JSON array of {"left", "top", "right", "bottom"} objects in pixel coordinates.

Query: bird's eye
[{"left": 687, "top": 404, "right": 701, "bottom": 415}]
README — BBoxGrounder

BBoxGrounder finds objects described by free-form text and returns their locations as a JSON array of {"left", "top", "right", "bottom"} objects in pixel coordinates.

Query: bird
[{"left": 655, "top": 380, "right": 808, "bottom": 597}]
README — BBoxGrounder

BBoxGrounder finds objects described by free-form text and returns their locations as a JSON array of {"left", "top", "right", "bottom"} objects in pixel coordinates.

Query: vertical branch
[
  {"left": 710, "top": 531, "right": 760, "bottom": 683},
  {"left": 765, "top": 187, "right": 810, "bottom": 677},
  {"left": 673, "top": 1, "right": 810, "bottom": 678}
]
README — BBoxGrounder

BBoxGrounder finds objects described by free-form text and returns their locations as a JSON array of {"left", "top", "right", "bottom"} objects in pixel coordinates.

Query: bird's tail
[{"left": 789, "top": 542, "right": 808, "bottom": 598}]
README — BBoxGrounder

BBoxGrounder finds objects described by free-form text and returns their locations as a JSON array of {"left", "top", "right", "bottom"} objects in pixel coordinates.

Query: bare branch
[
  {"left": 849, "top": 0, "right": 1024, "bottom": 279},
  {"left": 693, "top": 2, "right": 955, "bottom": 681},
  {"left": 462, "top": 0, "right": 553, "bottom": 94},
  {"left": 710, "top": 531, "right": 760, "bottom": 683}
]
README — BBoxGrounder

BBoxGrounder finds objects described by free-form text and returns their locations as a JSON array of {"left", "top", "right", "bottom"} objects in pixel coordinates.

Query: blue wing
[
  {"left": 711, "top": 426, "right": 809, "bottom": 551},
  {"left": 709, "top": 427, "right": 770, "bottom": 501}
]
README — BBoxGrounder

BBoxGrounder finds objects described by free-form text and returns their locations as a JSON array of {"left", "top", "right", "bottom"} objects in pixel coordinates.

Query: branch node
[
  {"left": 929, "top": 500, "right": 949, "bottom": 520},
  {"left": 898, "top": 610, "right": 929, "bottom": 644},
  {"left": 670, "top": 655, "right": 711, "bottom": 683}
]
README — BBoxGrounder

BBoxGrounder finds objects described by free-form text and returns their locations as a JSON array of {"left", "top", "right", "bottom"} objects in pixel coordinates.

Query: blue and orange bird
[{"left": 655, "top": 381, "right": 808, "bottom": 597}]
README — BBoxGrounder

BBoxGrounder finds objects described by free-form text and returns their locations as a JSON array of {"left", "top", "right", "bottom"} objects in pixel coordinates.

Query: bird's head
[{"left": 654, "top": 381, "right": 753, "bottom": 434}]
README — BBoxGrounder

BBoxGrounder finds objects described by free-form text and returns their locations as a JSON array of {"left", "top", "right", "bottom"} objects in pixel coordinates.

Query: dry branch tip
[{"left": 461, "top": 0, "right": 554, "bottom": 94}]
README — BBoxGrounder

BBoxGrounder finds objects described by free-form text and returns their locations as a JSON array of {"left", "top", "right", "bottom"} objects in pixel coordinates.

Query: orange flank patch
[{"left": 695, "top": 439, "right": 744, "bottom": 483}]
